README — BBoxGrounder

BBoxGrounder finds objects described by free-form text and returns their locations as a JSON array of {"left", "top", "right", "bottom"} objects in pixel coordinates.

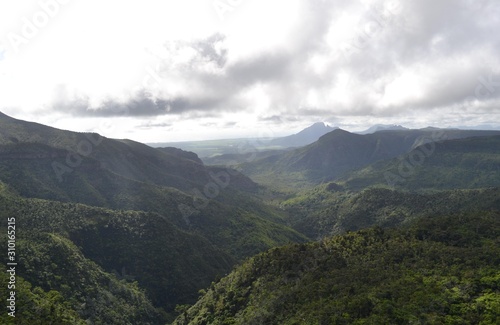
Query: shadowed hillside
[
  {"left": 342, "top": 135, "right": 500, "bottom": 191},
  {"left": 240, "top": 128, "right": 500, "bottom": 189},
  {"left": 0, "top": 113, "right": 308, "bottom": 319}
]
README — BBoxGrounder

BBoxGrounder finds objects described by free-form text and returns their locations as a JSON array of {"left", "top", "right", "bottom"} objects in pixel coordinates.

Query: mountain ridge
[
  {"left": 3, "top": 111, "right": 500, "bottom": 323},
  {"left": 270, "top": 122, "right": 337, "bottom": 148},
  {"left": 0, "top": 112, "right": 309, "bottom": 316},
  {"left": 240, "top": 127, "right": 500, "bottom": 188},
  {"left": 342, "top": 134, "right": 500, "bottom": 191},
  {"left": 358, "top": 124, "right": 409, "bottom": 134}
]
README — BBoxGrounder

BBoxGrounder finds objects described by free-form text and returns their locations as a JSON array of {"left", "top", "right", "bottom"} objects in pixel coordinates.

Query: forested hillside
[
  {"left": 174, "top": 212, "right": 500, "bottom": 324},
  {"left": 1, "top": 112, "right": 499, "bottom": 324},
  {"left": 281, "top": 186, "right": 500, "bottom": 239},
  {"left": 343, "top": 135, "right": 500, "bottom": 191},
  {"left": 0, "top": 183, "right": 230, "bottom": 322},
  {"left": 0, "top": 113, "right": 308, "bottom": 319},
  {"left": 2, "top": 0, "right": 499, "bottom": 322},
  {"left": 238, "top": 129, "right": 500, "bottom": 189}
]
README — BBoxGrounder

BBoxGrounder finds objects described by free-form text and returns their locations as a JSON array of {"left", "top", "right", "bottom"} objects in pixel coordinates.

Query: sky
[{"left": 0, "top": 0, "right": 499, "bottom": 142}]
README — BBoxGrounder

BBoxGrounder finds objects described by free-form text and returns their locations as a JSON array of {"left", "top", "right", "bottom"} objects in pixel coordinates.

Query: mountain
[
  {"left": 343, "top": 135, "right": 500, "bottom": 191},
  {"left": 173, "top": 211, "right": 500, "bottom": 324},
  {"left": 0, "top": 112, "right": 229, "bottom": 192},
  {"left": 4, "top": 110, "right": 500, "bottom": 322},
  {"left": 270, "top": 122, "right": 337, "bottom": 148},
  {"left": 149, "top": 122, "right": 334, "bottom": 160},
  {"left": 0, "top": 112, "right": 308, "bottom": 316},
  {"left": 0, "top": 140, "right": 306, "bottom": 255},
  {"left": 358, "top": 124, "right": 409, "bottom": 134},
  {"left": 240, "top": 128, "right": 500, "bottom": 189}
]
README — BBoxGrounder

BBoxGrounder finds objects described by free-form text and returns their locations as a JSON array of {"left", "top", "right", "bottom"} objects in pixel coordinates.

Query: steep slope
[
  {"left": 17, "top": 233, "right": 167, "bottom": 324},
  {"left": 0, "top": 142, "right": 307, "bottom": 259},
  {"left": 0, "top": 188, "right": 232, "bottom": 320},
  {"left": 281, "top": 186, "right": 500, "bottom": 239},
  {"left": 241, "top": 128, "right": 500, "bottom": 188},
  {"left": 174, "top": 211, "right": 500, "bottom": 324},
  {"left": 0, "top": 271, "right": 88, "bottom": 324},
  {"left": 0, "top": 113, "right": 310, "bottom": 316},
  {"left": 0, "top": 111, "right": 253, "bottom": 193},
  {"left": 0, "top": 142, "right": 187, "bottom": 210},
  {"left": 343, "top": 135, "right": 500, "bottom": 191},
  {"left": 0, "top": 113, "right": 306, "bottom": 258}
]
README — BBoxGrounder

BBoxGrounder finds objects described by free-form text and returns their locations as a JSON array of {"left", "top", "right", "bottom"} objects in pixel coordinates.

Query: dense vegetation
[
  {"left": 0, "top": 271, "right": 86, "bottom": 325},
  {"left": 0, "top": 112, "right": 308, "bottom": 319},
  {"left": 0, "top": 118, "right": 306, "bottom": 261},
  {"left": 0, "top": 170, "right": 305, "bottom": 320},
  {"left": 174, "top": 211, "right": 500, "bottom": 324},
  {"left": 2, "top": 112, "right": 500, "bottom": 323},
  {"left": 343, "top": 135, "right": 500, "bottom": 191},
  {"left": 237, "top": 129, "right": 500, "bottom": 189},
  {"left": 0, "top": 185, "right": 227, "bottom": 322},
  {"left": 281, "top": 186, "right": 500, "bottom": 239}
]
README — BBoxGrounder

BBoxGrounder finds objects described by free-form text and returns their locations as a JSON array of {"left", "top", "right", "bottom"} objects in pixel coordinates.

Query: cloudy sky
[{"left": 0, "top": 0, "right": 499, "bottom": 142}]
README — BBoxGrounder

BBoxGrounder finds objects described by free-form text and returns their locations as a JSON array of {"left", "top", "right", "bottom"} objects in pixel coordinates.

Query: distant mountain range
[
  {"left": 150, "top": 122, "right": 337, "bottom": 158},
  {"left": 238, "top": 127, "right": 500, "bottom": 188},
  {"left": 357, "top": 124, "right": 409, "bottom": 134},
  {"left": 342, "top": 134, "right": 500, "bottom": 191},
  {"left": 151, "top": 123, "right": 418, "bottom": 158},
  {"left": 270, "top": 122, "right": 337, "bottom": 147},
  {"left": 1, "top": 111, "right": 499, "bottom": 323}
]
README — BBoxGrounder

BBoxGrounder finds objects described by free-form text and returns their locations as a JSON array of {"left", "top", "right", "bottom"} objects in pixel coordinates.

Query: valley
[
  {"left": 2, "top": 1, "right": 499, "bottom": 323},
  {"left": 0, "top": 112, "right": 499, "bottom": 324}
]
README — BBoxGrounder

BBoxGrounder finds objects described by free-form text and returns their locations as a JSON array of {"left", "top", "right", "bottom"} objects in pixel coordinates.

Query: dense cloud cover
[{"left": 0, "top": 0, "right": 499, "bottom": 141}]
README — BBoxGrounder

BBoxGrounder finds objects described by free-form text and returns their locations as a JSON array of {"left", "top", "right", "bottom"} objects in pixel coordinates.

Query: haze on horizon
[{"left": 1, "top": 0, "right": 499, "bottom": 142}]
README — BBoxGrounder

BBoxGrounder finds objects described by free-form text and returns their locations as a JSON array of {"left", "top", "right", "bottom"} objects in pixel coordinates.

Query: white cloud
[{"left": 0, "top": 0, "right": 499, "bottom": 142}]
